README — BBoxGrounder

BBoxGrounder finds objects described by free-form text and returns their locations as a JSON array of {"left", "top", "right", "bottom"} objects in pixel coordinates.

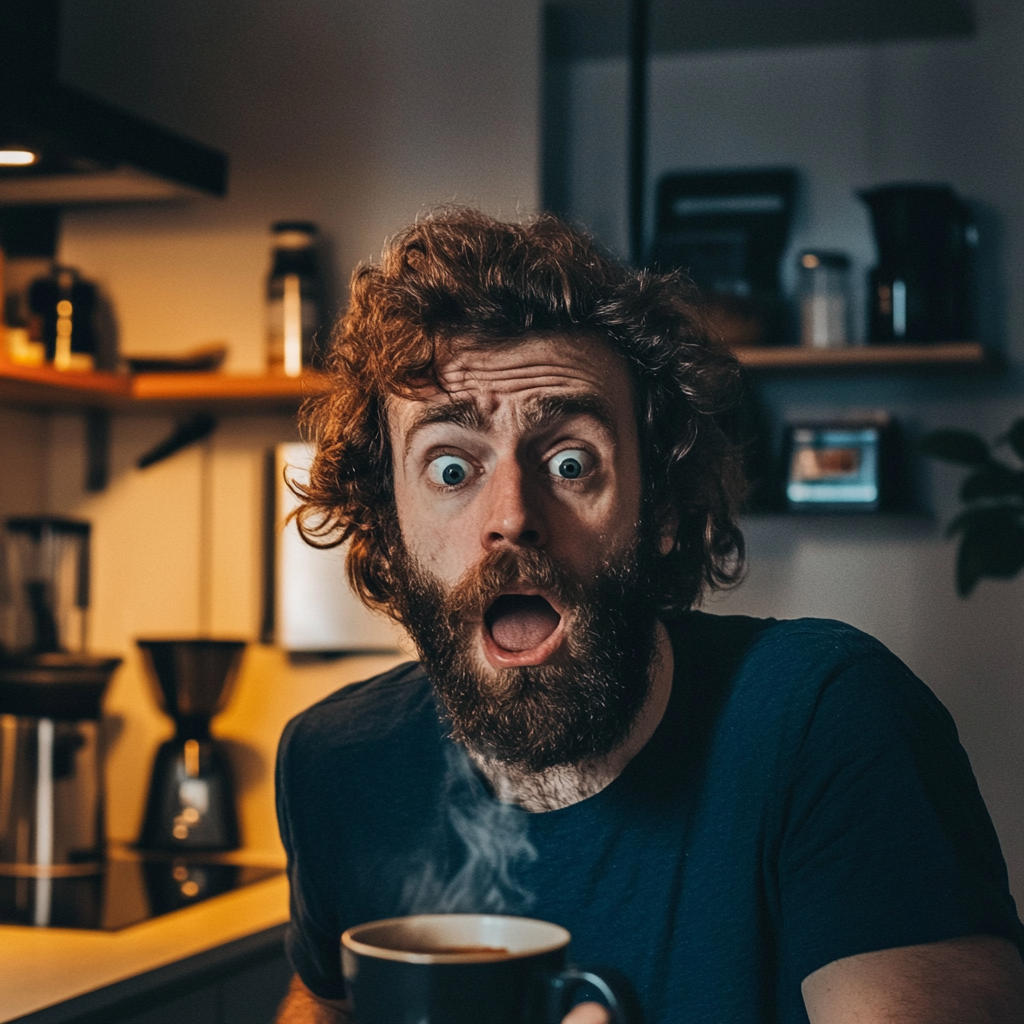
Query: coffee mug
[{"left": 341, "top": 913, "right": 623, "bottom": 1024}]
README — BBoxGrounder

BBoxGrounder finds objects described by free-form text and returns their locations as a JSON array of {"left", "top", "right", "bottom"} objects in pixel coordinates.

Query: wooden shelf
[
  {"left": 547, "top": 0, "right": 973, "bottom": 59},
  {"left": 0, "top": 362, "right": 330, "bottom": 413},
  {"left": 0, "top": 344, "right": 987, "bottom": 412},
  {"left": 733, "top": 341, "right": 987, "bottom": 371},
  {"left": 130, "top": 370, "right": 330, "bottom": 413}
]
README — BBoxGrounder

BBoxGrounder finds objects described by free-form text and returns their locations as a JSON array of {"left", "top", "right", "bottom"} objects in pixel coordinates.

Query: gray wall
[{"left": 563, "top": 0, "right": 1024, "bottom": 904}]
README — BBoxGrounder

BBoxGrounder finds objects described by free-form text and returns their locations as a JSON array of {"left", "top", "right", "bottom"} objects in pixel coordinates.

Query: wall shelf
[
  {"left": 545, "top": 0, "right": 973, "bottom": 60},
  {"left": 0, "top": 361, "right": 329, "bottom": 413},
  {"left": 733, "top": 341, "right": 987, "bottom": 372}
]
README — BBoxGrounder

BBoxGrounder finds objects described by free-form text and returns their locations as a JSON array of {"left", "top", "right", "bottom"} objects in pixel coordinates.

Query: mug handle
[{"left": 541, "top": 966, "right": 626, "bottom": 1024}]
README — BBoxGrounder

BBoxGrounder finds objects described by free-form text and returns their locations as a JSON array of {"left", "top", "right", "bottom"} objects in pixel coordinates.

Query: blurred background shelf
[
  {"left": 0, "top": 362, "right": 329, "bottom": 413},
  {"left": 733, "top": 341, "right": 987, "bottom": 372}
]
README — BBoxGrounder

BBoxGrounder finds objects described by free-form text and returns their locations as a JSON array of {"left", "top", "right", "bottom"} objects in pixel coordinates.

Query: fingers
[{"left": 562, "top": 1000, "right": 612, "bottom": 1024}]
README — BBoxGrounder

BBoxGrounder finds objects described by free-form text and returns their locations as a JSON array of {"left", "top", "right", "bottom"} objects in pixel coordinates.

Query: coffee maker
[
  {"left": 137, "top": 639, "right": 245, "bottom": 851},
  {"left": 860, "top": 183, "right": 977, "bottom": 343},
  {"left": 0, "top": 517, "right": 120, "bottom": 926}
]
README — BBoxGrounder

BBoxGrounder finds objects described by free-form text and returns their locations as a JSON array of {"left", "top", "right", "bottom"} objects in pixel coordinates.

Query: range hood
[{"left": 0, "top": 0, "right": 227, "bottom": 207}]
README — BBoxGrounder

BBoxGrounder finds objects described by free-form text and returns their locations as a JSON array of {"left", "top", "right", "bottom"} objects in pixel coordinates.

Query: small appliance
[
  {"left": 649, "top": 167, "right": 798, "bottom": 346},
  {"left": 136, "top": 639, "right": 245, "bottom": 852},
  {"left": 0, "top": 516, "right": 121, "bottom": 926},
  {"left": 859, "top": 183, "right": 977, "bottom": 343}
]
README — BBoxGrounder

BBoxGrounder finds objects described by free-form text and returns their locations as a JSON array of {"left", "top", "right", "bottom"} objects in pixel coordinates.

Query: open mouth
[{"left": 484, "top": 594, "right": 562, "bottom": 654}]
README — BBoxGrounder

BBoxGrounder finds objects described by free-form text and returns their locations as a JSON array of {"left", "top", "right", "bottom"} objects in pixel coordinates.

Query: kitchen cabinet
[
  {"left": 1, "top": 874, "right": 292, "bottom": 1024},
  {"left": 10, "top": 925, "right": 291, "bottom": 1024}
]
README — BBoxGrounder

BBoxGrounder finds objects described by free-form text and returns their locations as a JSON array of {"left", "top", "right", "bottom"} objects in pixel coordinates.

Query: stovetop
[{"left": 0, "top": 849, "right": 282, "bottom": 930}]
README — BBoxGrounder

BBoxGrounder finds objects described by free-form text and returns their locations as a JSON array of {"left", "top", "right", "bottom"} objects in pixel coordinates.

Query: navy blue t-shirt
[{"left": 275, "top": 614, "right": 1024, "bottom": 1023}]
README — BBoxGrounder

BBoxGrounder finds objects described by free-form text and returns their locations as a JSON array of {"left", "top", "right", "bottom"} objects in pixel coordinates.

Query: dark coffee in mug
[{"left": 341, "top": 914, "right": 622, "bottom": 1024}]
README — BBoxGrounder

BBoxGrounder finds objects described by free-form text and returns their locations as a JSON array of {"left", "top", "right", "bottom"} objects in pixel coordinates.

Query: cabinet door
[
  {"left": 222, "top": 952, "right": 293, "bottom": 1024},
  {"left": 108, "top": 986, "right": 221, "bottom": 1024}
]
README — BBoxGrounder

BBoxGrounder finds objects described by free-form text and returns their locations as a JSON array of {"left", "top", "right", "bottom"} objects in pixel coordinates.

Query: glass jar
[
  {"left": 266, "top": 222, "right": 323, "bottom": 376},
  {"left": 797, "top": 251, "right": 851, "bottom": 349}
]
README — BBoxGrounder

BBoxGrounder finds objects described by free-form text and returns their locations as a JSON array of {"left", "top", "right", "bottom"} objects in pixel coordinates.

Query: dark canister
[
  {"left": 342, "top": 914, "right": 624, "bottom": 1024},
  {"left": 860, "top": 183, "right": 977, "bottom": 343}
]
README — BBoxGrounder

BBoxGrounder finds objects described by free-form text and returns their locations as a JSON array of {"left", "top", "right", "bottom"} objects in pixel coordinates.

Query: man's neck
[{"left": 467, "top": 620, "right": 675, "bottom": 813}]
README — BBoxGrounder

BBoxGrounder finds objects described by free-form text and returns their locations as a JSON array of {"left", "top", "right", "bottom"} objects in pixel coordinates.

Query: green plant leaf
[
  {"left": 1005, "top": 417, "right": 1024, "bottom": 461},
  {"left": 960, "top": 464, "right": 1024, "bottom": 501},
  {"left": 955, "top": 518, "right": 1024, "bottom": 596},
  {"left": 946, "top": 504, "right": 1024, "bottom": 539},
  {"left": 919, "top": 429, "right": 991, "bottom": 465}
]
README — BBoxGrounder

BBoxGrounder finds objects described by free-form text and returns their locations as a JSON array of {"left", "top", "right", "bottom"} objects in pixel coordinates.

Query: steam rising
[{"left": 400, "top": 744, "right": 537, "bottom": 915}]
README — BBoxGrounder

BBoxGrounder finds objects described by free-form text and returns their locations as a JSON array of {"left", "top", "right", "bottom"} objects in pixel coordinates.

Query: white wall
[
  {"left": 32, "top": 0, "right": 540, "bottom": 854},
  {"left": 565, "top": 0, "right": 1024, "bottom": 903}
]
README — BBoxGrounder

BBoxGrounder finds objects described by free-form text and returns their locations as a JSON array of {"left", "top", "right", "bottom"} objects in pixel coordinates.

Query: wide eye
[
  {"left": 547, "top": 449, "right": 592, "bottom": 480},
  {"left": 427, "top": 455, "right": 472, "bottom": 487}
]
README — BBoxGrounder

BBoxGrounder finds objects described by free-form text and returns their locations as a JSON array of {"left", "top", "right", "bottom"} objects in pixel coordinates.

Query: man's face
[{"left": 388, "top": 334, "right": 659, "bottom": 770}]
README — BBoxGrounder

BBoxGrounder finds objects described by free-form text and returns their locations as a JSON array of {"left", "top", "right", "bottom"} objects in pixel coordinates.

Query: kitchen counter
[{"left": 0, "top": 871, "right": 290, "bottom": 1022}]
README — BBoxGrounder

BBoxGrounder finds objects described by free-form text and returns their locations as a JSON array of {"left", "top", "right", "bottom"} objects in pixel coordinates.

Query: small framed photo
[{"left": 784, "top": 417, "right": 893, "bottom": 511}]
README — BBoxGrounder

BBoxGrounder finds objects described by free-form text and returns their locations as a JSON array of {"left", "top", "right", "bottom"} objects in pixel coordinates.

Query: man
[{"left": 275, "top": 209, "right": 1024, "bottom": 1023}]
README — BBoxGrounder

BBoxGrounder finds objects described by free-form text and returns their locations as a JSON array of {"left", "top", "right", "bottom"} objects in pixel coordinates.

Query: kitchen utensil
[{"left": 136, "top": 639, "right": 245, "bottom": 852}]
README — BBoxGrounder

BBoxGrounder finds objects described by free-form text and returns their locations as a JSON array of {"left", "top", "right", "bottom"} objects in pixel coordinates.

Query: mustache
[{"left": 443, "top": 546, "right": 586, "bottom": 625}]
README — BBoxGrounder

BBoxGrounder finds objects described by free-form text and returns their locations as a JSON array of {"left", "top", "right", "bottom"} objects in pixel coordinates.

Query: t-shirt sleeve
[
  {"left": 275, "top": 715, "right": 349, "bottom": 1000},
  {"left": 776, "top": 649, "right": 1024, "bottom": 988}
]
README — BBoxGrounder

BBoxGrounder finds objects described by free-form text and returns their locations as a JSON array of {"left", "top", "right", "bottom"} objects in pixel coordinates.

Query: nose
[{"left": 481, "top": 457, "right": 545, "bottom": 551}]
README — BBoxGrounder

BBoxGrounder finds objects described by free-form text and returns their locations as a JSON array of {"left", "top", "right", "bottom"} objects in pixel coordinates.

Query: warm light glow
[
  {"left": 0, "top": 149, "right": 38, "bottom": 166},
  {"left": 801, "top": 253, "right": 820, "bottom": 269},
  {"left": 283, "top": 273, "right": 302, "bottom": 377}
]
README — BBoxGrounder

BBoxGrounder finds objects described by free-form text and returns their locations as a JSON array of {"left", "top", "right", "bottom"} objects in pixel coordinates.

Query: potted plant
[{"left": 920, "top": 420, "right": 1024, "bottom": 596}]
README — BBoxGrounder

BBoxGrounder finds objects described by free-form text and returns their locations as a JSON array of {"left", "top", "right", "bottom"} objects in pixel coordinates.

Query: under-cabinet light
[{"left": 0, "top": 149, "right": 38, "bottom": 166}]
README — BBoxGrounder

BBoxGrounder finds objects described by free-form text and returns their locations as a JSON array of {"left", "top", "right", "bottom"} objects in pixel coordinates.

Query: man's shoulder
[
  {"left": 674, "top": 611, "right": 924, "bottom": 722},
  {"left": 675, "top": 610, "right": 895, "bottom": 678},
  {"left": 279, "top": 659, "right": 435, "bottom": 762}
]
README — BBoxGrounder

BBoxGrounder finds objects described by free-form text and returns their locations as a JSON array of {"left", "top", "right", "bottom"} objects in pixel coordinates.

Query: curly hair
[{"left": 295, "top": 208, "right": 747, "bottom": 618}]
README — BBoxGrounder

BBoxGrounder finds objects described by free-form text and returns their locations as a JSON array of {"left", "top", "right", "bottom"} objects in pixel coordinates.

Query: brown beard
[{"left": 389, "top": 535, "right": 660, "bottom": 773}]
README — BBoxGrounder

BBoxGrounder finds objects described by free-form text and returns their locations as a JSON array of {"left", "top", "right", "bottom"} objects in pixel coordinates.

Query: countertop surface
[{"left": 0, "top": 872, "right": 289, "bottom": 1022}]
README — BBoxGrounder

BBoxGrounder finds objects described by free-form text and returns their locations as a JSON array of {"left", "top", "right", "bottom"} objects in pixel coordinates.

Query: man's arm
[
  {"left": 802, "top": 934, "right": 1024, "bottom": 1024},
  {"left": 275, "top": 974, "right": 352, "bottom": 1024},
  {"left": 273, "top": 973, "right": 612, "bottom": 1024}
]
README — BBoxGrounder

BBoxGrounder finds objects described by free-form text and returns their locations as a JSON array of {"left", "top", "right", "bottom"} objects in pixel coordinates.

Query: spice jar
[{"left": 797, "top": 251, "right": 851, "bottom": 349}]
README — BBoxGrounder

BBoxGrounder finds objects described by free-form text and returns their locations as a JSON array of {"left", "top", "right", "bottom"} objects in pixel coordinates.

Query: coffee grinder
[{"left": 137, "top": 639, "right": 245, "bottom": 851}]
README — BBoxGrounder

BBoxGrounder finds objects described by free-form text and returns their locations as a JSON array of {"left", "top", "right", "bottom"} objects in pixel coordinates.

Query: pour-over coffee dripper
[{"left": 137, "top": 639, "right": 246, "bottom": 851}]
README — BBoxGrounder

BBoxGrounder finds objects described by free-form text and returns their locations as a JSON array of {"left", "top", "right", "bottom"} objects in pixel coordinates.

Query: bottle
[
  {"left": 266, "top": 222, "right": 323, "bottom": 376},
  {"left": 27, "top": 266, "right": 99, "bottom": 371},
  {"left": 797, "top": 251, "right": 851, "bottom": 349}
]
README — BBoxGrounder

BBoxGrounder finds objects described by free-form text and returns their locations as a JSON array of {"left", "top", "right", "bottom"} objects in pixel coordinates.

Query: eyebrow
[{"left": 402, "top": 391, "right": 618, "bottom": 457}]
